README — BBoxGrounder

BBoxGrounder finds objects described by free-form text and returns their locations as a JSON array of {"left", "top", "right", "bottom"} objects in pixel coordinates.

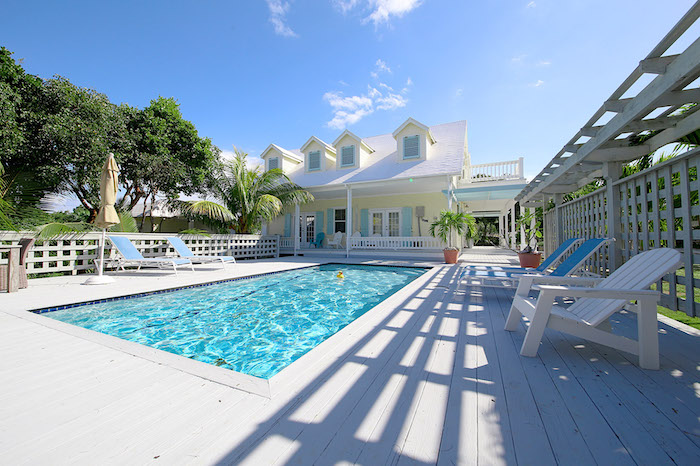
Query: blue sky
[{"left": 2, "top": 0, "right": 698, "bottom": 208}]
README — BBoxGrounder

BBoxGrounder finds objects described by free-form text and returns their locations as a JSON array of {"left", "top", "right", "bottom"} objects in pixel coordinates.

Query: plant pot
[
  {"left": 518, "top": 252, "right": 542, "bottom": 268},
  {"left": 443, "top": 249, "right": 460, "bottom": 264}
]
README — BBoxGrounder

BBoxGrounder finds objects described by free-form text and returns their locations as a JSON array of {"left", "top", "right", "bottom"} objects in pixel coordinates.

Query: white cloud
[
  {"left": 529, "top": 80, "right": 545, "bottom": 87},
  {"left": 375, "top": 59, "right": 391, "bottom": 73},
  {"left": 333, "top": 0, "right": 361, "bottom": 14},
  {"left": 324, "top": 66, "right": 409, "bottom": 129},
  {"left": 265, "top": 0, "right": 297, "bottom": 37},
  {"left": 366, "top": 0, "right": 422, "bottom": 25},
  {"left": 455, "top": 88, "right": 463, "bottom": 97},
  {"left": 221, "top": 149, "right": 264, "bottom": 169},
  {"left": 537, "top": 60, "right": 551, "bottom": 66},
  {"left": 527, "top": 1, "right": 536, "bottom": 8}
]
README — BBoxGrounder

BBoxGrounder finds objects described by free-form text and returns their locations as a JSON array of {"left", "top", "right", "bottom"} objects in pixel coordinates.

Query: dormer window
[
  {"left": 403, "top": 135, "right": 420, "bottom": 159},
  {"left": 308, "top": 151, "right": 321, "bottom": 171},
  {"left": 340, "top": 145, "right": 355, "bottom": 167},
  {"left": 267, "top": 157, "right": 279, "bottom": 171}
]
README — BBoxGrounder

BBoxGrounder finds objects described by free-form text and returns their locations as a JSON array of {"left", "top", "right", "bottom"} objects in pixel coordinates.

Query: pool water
[{"left": 44, "top": 264, "right": 426, "bottom": 379}]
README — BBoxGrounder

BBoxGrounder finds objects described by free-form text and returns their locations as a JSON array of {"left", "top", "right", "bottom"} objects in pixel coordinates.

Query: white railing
[
  {"left": 466, "top": 157, "right": 524, "bottom": 182},
  {"left": 351, "top": 236, "right": 446, "bottom": 250},
  {"left": 0, "top": 232, "right": 280, "bottom": 276},
  {"left": 280, "top": 237, "right": 294, "bottom": 248}
]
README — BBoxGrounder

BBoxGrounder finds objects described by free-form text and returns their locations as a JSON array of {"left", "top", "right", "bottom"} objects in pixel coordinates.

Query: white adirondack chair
[
  {"left": 505, "top": 248, "right": 682, "bottom": 370},
  {"left": 327, "top": 231, "right": 343, "bottom": 249}
]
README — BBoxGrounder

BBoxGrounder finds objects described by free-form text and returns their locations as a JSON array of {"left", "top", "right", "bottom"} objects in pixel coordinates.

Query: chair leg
[
  {"left": 637, "top": 297, "right": 660, "bottom": 370},
  {"left": 504, "top": 305, "right": 522, "bottom": 331},
  {"left": 520, "top": 292, "right": 555, "bottom": 357}
]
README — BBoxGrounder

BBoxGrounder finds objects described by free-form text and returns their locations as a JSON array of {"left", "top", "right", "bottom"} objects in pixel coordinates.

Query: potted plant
[
  {"left": 515, "top": 209, "right": 543, "bottom": 268},
  {"left": 429, "top": 210, "right": 477, "bottom": 264}
]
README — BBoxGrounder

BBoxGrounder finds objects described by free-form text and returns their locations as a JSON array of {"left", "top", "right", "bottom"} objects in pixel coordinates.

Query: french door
[
  {"left": 299, "top": 213, "right": 316, "bottom": 244},
  {"left": 370, "top": 209, "right": 401, "bottom": 237}
]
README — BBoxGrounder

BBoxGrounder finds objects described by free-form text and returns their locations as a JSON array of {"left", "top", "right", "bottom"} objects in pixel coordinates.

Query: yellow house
[{"left": 261, "top": 118, "right": 526, "bottom": 257}]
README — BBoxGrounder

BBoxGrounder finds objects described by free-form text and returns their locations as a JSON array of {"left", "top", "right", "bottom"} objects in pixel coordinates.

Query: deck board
[{"left": 1, "top": 253, "right": 699, "bottom": 464}]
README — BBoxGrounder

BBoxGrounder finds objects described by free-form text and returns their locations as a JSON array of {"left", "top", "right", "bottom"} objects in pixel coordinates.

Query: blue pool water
[{"left": 44, "top": 264, "right": 426, "bottom": 379}]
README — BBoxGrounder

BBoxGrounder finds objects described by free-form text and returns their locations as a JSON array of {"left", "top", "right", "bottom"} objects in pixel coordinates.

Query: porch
[{"left": 1, "top": 253, "right": 698, "bottom": 463}]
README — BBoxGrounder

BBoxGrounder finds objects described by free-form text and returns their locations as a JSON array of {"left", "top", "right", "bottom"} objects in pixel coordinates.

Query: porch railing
[
  {"left": 279, "top": 235, "right": 446, "bottom": 250},
  {"left": 0, "top": 232, "right": 280, "bottom": 276},
  {"left": 545, "top": 146, "right": 700, "bottom": 317},
  {"left": 466, "top": 157, "right": 524, "bottom": 183}
]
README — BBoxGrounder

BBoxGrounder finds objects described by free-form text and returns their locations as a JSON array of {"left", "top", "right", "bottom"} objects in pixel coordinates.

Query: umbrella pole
[{"left": 83, "top": 228, "right": 115, "bottom": 285}]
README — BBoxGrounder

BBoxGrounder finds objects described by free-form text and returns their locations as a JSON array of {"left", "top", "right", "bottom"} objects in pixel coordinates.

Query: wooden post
[
  {"left": 603, "top": 162, "right": 622, "bottom": 271},
  {"left": 293, "top": 203, "right": 300, "bottom": 257},
  {"left": 346, "top": 186, "right": 352, "bottom": 258},
  {"left": 554, "top": 194, "right": 564, "bottom": 248},
  {"left": 498, "top": 213, "right": 504, "bottom": 247}
]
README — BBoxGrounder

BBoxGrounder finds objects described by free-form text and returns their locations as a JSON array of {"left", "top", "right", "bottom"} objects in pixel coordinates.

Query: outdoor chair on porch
[
  {"left": 460, "top": 238, "right": 612, "bottom": 287},
  {"left": 505, "top": 248, "right": 682, "bottom": 369},
  {"left": 0, "top": 238, "right": 35, "bottom": 291},
  {"left": 309, "top": 232, "right": 325, "bottom": 248},
  {"left": 327, "top": 231, "right": 343, "bottom": 249}
]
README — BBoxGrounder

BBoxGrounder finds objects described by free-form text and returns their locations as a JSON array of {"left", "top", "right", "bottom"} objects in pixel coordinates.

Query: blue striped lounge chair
[
  {"left": 464, "top": 237, "right": 584, "bottom": 274},
  {"left": 108, "top": 236, "right": 194, "bottom": 274},
  {"left": 166, "top": 237, "right": 236, "bottom": 269}
]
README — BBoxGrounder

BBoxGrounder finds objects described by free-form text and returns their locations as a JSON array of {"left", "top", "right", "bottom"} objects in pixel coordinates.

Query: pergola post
[
  {"left": 542, "top": 195, "right": 550, "bottom": 256},
  {"left": 554, "top": 194, "right": 564, "bottom": 247},
  {"left": 498, "top": 213, "right": 504, "bottom": 247},
  {"left": 293, "top": 203, "right": 300, "bottom": 257},
  {"left": 346, "top": 186, "right": 352, "bottom": 258},
  {"left": 603, "top": 162, "right": 623, "bottom": 271}
]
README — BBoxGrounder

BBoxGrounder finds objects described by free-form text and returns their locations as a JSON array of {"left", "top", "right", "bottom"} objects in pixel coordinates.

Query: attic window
[
  {"left": 340, "top": 145, "right": 355, "bottom": 167},
  {"left": 268, "top": 157, "right": 279, "bottom": 170},
  {"left": 308, "top": 150, "right": 321, "bottom": 171},
  {"left": 403, "top": 135, "right": 420, "bottom": 159}
]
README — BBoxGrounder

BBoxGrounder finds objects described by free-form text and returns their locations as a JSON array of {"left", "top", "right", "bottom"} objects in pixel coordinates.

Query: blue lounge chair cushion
[
  {"left": 167, "top": 237, "right": 235, "bottom": 262},
  {"left": 108, "top": 236, "right": 192, "bottom": 265}
]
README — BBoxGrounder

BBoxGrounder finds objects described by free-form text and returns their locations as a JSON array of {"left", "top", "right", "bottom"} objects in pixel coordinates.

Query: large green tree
[{"left": 180, "top": 149, "right": 313, "bottom": 234}]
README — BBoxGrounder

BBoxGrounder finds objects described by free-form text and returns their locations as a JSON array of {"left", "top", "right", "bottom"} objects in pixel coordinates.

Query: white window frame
[
  {"left": 267, "top": 157, "right": 279, "bottom": 171},
  {"left": 340, "top": 145, "right": 355, "bottom": 168},
  {"left": 334, "top": 208, "right": 346, "bottom": 233},
  {"left": 403, "top": 135, "right": 421, "bottom": 160},
  {"left": 307, "top": 150, "right": 321, "bottom": 171},
  {"left": 369, "top": 208, "right": 402, "bottom": 237}
]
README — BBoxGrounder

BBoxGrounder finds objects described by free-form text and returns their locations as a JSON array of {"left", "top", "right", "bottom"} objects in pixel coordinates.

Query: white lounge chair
[
  {"left": 505, "top": 248, "right": 682, "bottom": 369},
  {"left": 108, "top": 236, "right": 194, "bottom": 274},
  {"left": 327, "top": 231, "right": 343, "bottom": 249},
  {"left": 166, "top": 237, "right": 235, "bottom": 269}
]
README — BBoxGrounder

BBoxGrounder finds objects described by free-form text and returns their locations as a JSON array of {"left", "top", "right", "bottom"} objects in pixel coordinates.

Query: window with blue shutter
[
  {"left": 340, "top": 145, "right": 355, "bottom": 167},
  {"left": 308, "top": 151, "right": 321, "bottom": 171},
  {"left": 268, "top": 157, "right": 279, "bottom": 170},
  {"left": 403, "top": 135, "right": 420, "bottom": 159}
]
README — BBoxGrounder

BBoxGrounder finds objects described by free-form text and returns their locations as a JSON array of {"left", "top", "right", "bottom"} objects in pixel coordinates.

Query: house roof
[
  {"left": 286, "top": 120, "right": 467, "bottom": 188},
  {"left": 260, "top": 143, "right": 303, "bottom": 163},
  {"left": 392, "top": 117, "right": 437, "bottom": 144},
  {"left": 331, "top": 129, "right": 375, "bottom": 153},
  {"left": 299, "top": 136, "right": 337, "bottom": 154}
]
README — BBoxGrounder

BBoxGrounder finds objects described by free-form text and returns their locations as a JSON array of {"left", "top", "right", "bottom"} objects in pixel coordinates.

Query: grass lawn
[{"left": 651, "top": 267, "right": 700, "bottom": 331}]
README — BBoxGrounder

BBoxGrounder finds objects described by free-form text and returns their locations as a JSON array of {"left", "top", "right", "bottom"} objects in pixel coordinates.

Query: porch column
[
  {"left": 293, "top": 203, "right": 300, "bottom": 257},
  {"left": 510, "top": 203, "right": 516, "bottom": 249},
  {"left": 603, "top": 162, "right": 623, "bottom": 270},
  {"left": 498, "top": 213, "right": 504, "bottom": 247},
  {"left": 261, "top": 222, "right": 268, "bottom": 235},
  {"left": 520, "top": 208, "right": 527, "bottom": 250},
  {"left": 346, "top": 186, "right": 352, "bottom": 258},
  {"left": 447, "top": 177, "right": 454, "bottom": 211}
]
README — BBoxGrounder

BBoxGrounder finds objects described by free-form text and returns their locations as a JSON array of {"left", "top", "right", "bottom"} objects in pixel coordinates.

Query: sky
[{"left": 2, "top": 0, "right": 698, "bottom": 209}]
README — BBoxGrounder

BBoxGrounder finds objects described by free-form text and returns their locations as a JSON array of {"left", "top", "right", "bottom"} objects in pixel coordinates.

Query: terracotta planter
[
  {"left": 518, "top": 252, "right": 542, "bottom": 268},
  {"left": 443, "top": 249, "right": 460, "bottom": 264}
]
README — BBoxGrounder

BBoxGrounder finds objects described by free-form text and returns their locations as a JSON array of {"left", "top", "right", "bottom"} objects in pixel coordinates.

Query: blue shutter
[
  {"left": 316, "top": 211, "right": 323, "bottom": 235},
  {"left": 327, "top": 209, "right": 334, "bottom": 234},
  {"left": 360, "top": 209, "right": 369, "bottom": 236},
  {"left": 284, "top": 213, "right": 291, "bottom": 237},
  {"left": 401, "top": 207, "right": 413, "bottom": 236},
  {"left": 341, "top": 145, "right": 355, "bottom": 167}
]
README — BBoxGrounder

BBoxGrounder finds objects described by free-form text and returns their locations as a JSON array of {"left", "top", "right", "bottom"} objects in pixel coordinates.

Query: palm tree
[
  {"left": 429, "top": 211, "right": 476, "bottom": 250},
  {"left": 179, "top": 148, "right": 313, "bottom": 233},
  {"left": 0, "top": 162, "right": 16, "bottom": 230}
]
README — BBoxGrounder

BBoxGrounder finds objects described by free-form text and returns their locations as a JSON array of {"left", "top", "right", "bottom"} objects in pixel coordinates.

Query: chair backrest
[
  {"left": 569, "top": 248, "right": 682, "bottom": 326},
  {"left": 332, "top": 231, "right": 343, "bottom": 241},
  {"left": 352, "top": 231, "right": 361, "bottom": 238},
  {"left": 537, "top": 237, "right": 583, "bottom": 272},
  {"left": 167, "top": 237, "right": 194, "bottom": 257},
  {"left": 314, "top": 232, "right": 325, "bottom": 243},
  {"left": 19, "top": 238, "right": 35, "bottom": 265},
  {"left": 108, "top": 236, "right": 145, "bottom": 260},
  {"left": 549, "top": 238, "right": 611, "bottom": 277}
]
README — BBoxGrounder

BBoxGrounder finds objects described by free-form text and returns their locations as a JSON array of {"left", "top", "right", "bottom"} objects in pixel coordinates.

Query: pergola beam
[
  {"left": 603, "top": 87, "right": 700, "bottom": 114},
  {"left": 639, "top": 54, "right": 680, "bottom": 74}
]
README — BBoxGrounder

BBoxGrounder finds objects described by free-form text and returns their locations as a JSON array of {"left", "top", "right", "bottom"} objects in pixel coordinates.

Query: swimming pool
[{"left": 43, "top": 264, "right": 426, "bottom": 379}]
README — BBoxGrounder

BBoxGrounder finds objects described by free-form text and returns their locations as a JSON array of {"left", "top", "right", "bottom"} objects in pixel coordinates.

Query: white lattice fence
[
  {"left": 614, "top": 149, "right": 700, "bottom": 316},
  {"left": 550, "top": 147, "right": 700, "bottom": 316},
  {"left": 0, "top": 232, "right": 280, "bottom": 276}
]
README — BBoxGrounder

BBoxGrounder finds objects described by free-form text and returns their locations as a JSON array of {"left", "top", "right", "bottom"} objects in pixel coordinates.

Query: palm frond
[
  {"left": 109, "top": 211, "right": 139, "bottom": 233},
  {"left": 177, "top": 200, "right": 235, "bottom": 223},
  {"left": 36, "top": 222, "right": 94, "bottom": 240},
  {"left": 178, "top": 228, "right": 211, "bottom": 237}
]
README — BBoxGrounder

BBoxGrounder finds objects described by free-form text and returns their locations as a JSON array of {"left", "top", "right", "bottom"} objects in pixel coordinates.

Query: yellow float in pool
[{"left": 336, "top": 271, "right": 344, "bottom": 279}]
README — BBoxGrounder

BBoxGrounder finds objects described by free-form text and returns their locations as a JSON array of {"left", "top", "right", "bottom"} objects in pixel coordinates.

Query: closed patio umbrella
[{"left": 84, "top": 153, "right": 120, "bottom": 285}]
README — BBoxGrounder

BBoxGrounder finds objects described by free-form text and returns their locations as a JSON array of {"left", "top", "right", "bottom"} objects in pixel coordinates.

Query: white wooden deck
[{"left": 1, "top": 252, "right": 699, "bottom": 464}]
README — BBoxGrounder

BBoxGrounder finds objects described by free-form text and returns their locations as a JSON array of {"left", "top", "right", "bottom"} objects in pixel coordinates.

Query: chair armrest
[
  {"left": 535, "top": 285, "right": 659, "bottom": 300},
  {"left": 524, "top": 275, "right": 604, "bottom": 286}
]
